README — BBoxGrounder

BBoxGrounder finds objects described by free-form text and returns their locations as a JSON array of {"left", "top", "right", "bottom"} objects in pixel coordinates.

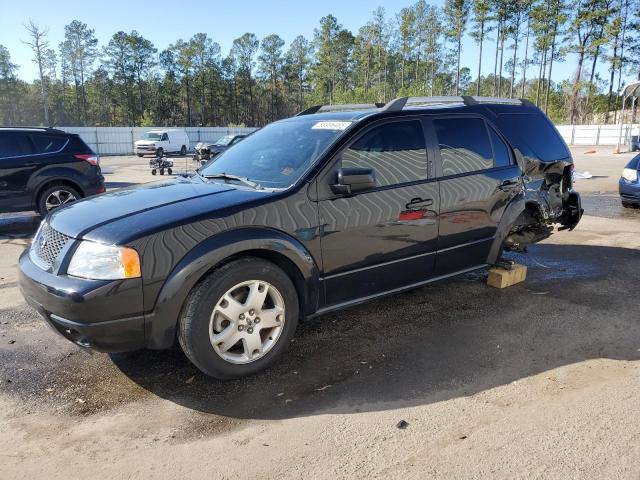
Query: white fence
[
  {"left": 59, "top": 123, "right": 639, "bottom": 154},
  {"left": 556, "top": 124, "right": 640, "bottom": 147},
  {"left": 60, "top": 126, "right": 258, "bottom": 155}
]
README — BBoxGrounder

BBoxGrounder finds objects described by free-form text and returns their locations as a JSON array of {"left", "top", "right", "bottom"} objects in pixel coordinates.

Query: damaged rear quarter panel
[{"left": 489, "top": 107, "right": 580, "bottom": 249}]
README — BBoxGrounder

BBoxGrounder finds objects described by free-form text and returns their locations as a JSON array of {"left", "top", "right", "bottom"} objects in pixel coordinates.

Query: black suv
[
  {"left": 19, "top": 97, "right": 582, "bottom": 379},
  {"left": 0, "top": 127, "right": 105, "bottom": 217}
]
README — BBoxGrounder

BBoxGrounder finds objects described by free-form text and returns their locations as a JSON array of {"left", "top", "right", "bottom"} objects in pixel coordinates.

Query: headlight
[
  {"left": 622, "top": 168, "right": 638, "bottom": 183},
  {"left": 67, "top": 241, "right": 141, "bottom": 280}
]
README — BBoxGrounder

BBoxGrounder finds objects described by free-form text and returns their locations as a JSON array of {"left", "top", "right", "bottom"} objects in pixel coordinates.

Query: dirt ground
[{"left": 1, "top": 147, "right": 640, "bottom": 479}]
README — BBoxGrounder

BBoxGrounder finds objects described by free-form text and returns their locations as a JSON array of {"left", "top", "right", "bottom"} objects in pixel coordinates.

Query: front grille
[{"left": 32, "top": 223, "right": 71, "bottom": 268}]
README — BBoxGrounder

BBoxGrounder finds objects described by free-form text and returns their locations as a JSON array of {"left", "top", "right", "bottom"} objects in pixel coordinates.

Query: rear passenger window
[
  {"left": 0, "top": 134, "right": 34, "bottom": 159},
  {"left": 341, "top": 120, "right": 427, "bottom": 187},
  {"left": 489, "top": 127, "right": 512, "bottom": 167},
  {"left": 433, "top": 118, "right": 493, "bottom": 175},
  {"left": 31, "top": 135, "right": 67, "bottom": 153},
  {"left": 497, "top": 113, "right": 569, "bottom": 161}
]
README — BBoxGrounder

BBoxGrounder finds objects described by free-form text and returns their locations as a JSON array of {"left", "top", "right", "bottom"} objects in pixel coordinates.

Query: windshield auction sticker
[{"left": 312, "top": 121, "right": 352, "bottom": 131}]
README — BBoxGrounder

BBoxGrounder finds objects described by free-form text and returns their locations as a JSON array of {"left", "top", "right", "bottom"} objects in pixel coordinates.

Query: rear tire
[
  {"left": 137, "top": 154, "right": 143, "bottom": 158},
  {"left": 151, "top": 169, "right": 157, "bottom": 175},
  {"left": 178, "top": 257, "right": 299, "bottom": 380},
  {"left": 167, "top": 168, "right": 173, "bottom": 175},
  {"left": 622, "top": 201, "right": 635, "bottom": 209},
  {"left": 156, "top": 147, "right": 164, "bottom": 157},
  {"left": 180, "top": 145, "right": 187, "bottom": 156},
  {"left": 37, "top": 184, "right": 81, "bottom": 217}
]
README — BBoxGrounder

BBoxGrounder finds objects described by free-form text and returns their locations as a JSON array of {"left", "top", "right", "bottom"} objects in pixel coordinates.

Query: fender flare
[
  {"left": 486, "top": 195, "right": 526, "bottom": 265},
  {"left": 144, "top": 227, "right": 320, "bottom": 349},
  {"left": 29, "top": 168, "right": 88, "bottom": 207}
]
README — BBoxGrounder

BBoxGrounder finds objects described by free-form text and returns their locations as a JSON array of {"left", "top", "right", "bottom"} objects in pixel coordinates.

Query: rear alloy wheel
[
  {"left": 37, "top": 185, "right": 80, "bottom": 217},
  {"left": 178, "top": 258, "right": 299, "bottom": 379}
]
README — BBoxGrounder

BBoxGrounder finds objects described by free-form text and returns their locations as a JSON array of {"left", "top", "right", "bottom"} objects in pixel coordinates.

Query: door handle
[
  {"left": 405, "top": 197, "right": 433, "bottom": 209},
  {"left": 498, "top": 180, "right": 518, "bottom": 191}
]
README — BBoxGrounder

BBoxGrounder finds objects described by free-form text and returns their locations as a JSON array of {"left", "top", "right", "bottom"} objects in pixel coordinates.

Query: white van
[{"left": 134, "top": 129, "right": 190, "bottom": 157}]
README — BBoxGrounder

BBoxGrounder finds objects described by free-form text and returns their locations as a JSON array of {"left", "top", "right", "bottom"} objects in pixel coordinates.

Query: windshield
[
  {"left": 200, "top": 118, "right": 350, "bottom": 188},
  {"left": 142, "top": 132, "right": 162, "bottom": 141},
  {"left": 213, "top": 135, "right": 234, "bottom": 146}
]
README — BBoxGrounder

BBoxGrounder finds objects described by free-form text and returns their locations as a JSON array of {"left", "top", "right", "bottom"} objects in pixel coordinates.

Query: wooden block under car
[{"left": 487, "top": 263, "right": 527, "bottom": 289}]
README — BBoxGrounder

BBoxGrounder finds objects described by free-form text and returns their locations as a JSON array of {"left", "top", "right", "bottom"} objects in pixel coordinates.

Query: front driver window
[{"left": 341, "top": 120, "right": 427, "bottom": 187}]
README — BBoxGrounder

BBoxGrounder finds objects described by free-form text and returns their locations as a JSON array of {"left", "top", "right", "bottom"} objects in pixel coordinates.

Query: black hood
[{"left": 48, "top": 176, "right": 275, "bottom": 242}]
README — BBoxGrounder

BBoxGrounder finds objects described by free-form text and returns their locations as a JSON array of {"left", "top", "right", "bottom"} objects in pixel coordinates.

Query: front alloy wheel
[
  {"left": 178, "top": 257, "right": 299, "bottom": 379},
  {"left": 210, "top": 280, "right": 285, "bottom": 364}
]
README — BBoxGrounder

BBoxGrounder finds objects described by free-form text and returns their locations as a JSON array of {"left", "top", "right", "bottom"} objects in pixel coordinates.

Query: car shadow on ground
[
  {"left": 0, "top": 214, "right": 40, "bottom": 239},
  {"left": 109, "top": 243, "right": 640, "bottom": 420}
]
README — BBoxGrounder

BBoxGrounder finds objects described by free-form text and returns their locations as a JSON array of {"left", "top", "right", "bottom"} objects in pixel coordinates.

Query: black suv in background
[
  {"left": 0, "top": 128, "right": 105, "bottom": 217},
  {"left": 19, "top": 96, "right": 582, "bottom": 380}
]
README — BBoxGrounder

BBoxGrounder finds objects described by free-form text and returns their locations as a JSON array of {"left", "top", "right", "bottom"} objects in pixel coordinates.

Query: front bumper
[
  {"left": 18, "top": 249, "right": 145, "bottom": 352},
  {"left": 619, "top": 178, "right": 640, "bottom": 204},
  {"left": 134, "top": 146, "right": 158, "bottom": 155}
]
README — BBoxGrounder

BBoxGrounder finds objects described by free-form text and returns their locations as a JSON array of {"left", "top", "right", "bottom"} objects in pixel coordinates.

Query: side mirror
[{"left": 330, "top": 167, "right": 376, "bottom": 195}]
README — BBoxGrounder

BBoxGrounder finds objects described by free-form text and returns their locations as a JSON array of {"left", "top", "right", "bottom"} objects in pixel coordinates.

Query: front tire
[{"left": 178, "top": 257, "right": 299, "bottom": 380}]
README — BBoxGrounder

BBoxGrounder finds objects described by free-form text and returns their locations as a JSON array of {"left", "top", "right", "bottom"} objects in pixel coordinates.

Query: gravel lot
[{"left": 1, "top": 147, "right": 640, "bottom": 479}]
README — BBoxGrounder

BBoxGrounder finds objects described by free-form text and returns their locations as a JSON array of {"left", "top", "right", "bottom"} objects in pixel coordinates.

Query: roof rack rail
[
  {"left": 382, "top": 95, "right": 534, "bottom": 112},
  {"left": 296, "top": 103, "right": 385, "bottom": 116},
  {"left": 0, "top": 126, "right": 66, "bottom": 133},
  {"left": 296, "top": 96, "right": 536, "bottom": 116}
]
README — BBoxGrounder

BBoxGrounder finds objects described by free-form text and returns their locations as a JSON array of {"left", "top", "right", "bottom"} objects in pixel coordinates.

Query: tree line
[{"left": 1, "top": 0, "right": 639, "bottom": 128}]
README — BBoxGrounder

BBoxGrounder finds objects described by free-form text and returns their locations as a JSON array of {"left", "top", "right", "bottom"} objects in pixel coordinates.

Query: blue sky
[{"left": 0, "top": 0, "right": 628, "bottom": 90}]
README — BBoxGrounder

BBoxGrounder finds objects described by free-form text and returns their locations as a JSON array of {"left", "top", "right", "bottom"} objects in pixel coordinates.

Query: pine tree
[
  {"left": 258, "top": 34, "right": 285, "bottom": 121},
  {"left": 284, "top": 36, "right": 312, "bottom": 112},
  {"left": 444, "top": 0, "right": 470, "bottom": 95},
  {"left": 61, "top": 20, "right": 97, "bottom": 125},
  {"left": 22, "top": 21, "right": 50, "bottom": 125},
  {"left": 470, "top": 0, "right": 492, "bottom": 95}
]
